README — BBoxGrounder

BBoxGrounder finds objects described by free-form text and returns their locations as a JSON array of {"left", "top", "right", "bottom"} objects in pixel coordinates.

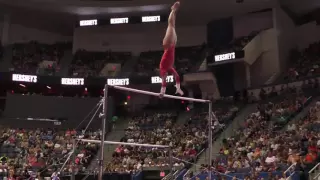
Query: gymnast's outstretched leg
[{"left": 162, "top": 1, "right": 179, "bottom": 49}]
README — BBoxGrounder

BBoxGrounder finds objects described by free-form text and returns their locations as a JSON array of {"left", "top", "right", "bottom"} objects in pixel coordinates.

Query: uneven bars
[
  {"left": 78, "top": 139, "right": 170, "bottom": 148},
  {"left": 109, "top": 85, "right": 210, "bottom": 103}
]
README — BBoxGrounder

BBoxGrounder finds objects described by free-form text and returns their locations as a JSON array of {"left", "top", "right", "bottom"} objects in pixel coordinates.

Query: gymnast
[{"left": 159, "top": 1, "right": 184, "bottom": 98}]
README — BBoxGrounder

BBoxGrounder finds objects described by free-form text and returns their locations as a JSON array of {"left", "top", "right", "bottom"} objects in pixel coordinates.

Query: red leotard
[
  {"left": 159, "top": 45, "right": 180, "bottom": 87},
  {"left": 159, "top": 45, "right": 175, "bottom": 76}
]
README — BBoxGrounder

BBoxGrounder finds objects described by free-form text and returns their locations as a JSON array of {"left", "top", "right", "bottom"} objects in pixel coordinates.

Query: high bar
[
  {"left": 108, "top": 85, "right": 210, "bottom": 103},
  {"left": 78, "top": 139, "right": 170, "bottom": 148}
]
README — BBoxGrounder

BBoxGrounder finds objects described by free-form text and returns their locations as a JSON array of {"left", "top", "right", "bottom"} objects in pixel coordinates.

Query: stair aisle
[
  {"left": 118, "top": 56, "right": 139, "bottom": 77},
  {"left": 87, "top": 117, "right": 130, "bottom": 170},
  {"left": 190, "top": 103, "right": 258, "bottom": 174},
  {"left": 175, "top": 111, "right": 194, "bottom": 125},
  {"left": 284, "top": 96, "right": 318, "bottom": 130},
  {"left": 104, "top": 118, "right": 130, "bottom": 163},
  {"left": 57, "top": 50, "right": 73, "bottom": 76}
]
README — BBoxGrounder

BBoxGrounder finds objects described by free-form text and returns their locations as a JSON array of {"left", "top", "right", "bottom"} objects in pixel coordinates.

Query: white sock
[
  {"left": 175, "top": 83, "right": 181, "bottom": 89},
  {"left": 160, "top": 87, "right": 166, "bottom": 94}
]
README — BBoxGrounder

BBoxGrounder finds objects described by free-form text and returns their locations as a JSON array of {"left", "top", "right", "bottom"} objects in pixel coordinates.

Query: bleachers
[
  {"left": 105, "top": 101, "right": 239, "bottom": 175},
  {"left": 187, "top": 88, "right": 317, "bottom": 180},
  {"left": 10, "top": 41, "right": 70, "bottom": 74},
  {"left": 284, "top": 41, "right": 320, "bottom": 82},
  {"left": 69, "top": 50, "right": 132, "bottom": 77},
  {"left": 0, "top": 128, "right": 100, "bottom": 178}
]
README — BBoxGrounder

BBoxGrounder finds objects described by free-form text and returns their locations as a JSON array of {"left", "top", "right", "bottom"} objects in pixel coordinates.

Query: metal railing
[
  {"left": 173, "top": 169, "right": 181, "bottom": 180},
  {"left": 284, "top": 163, "right": 296, "bottom": 180},
  {"left": 309, "top": 162, "right": 320, "bottom": 180},
  {"left": 183, "top": 169, "right": 190, "bottom": 180},
  {"left": 162, "top": 170, "right": 178, "bottom": 180},
  {"left": 189, "top": 172, "right": 202, "bottom": 180}
]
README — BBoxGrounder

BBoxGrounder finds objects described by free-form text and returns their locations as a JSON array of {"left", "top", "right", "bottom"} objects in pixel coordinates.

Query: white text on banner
[
  {"left": 107, "top": 78, "right": 129, "bottom": 86},
  {"left": 61, "top": 78, "right": 84, "bottom": 85},
  {"left": 151, "top": 75, "right": 174, "bottom": 84},
  {"left": 12, "top": 74, "right": 37, "bottom": 83}
]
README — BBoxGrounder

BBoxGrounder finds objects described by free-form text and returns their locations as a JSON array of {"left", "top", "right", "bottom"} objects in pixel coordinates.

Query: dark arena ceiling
[{"left": 0, "top": 0, "right": 318, "bottom": 35}]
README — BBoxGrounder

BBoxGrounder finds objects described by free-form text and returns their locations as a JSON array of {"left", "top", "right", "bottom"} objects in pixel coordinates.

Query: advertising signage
[
  {"left": 12, "top": 74, "right": 37, "bottom": 83},
  {"left": 79, "top": 19, "right": 98, "bottom": 27},
  {"left": 142, "top": 16, "right": 161, "bottom": 23},
  {"left": 61, "top": 78, "right": 85, "bottom": 85},
  {"left": 214, "top": 51, "right": 244, "bottom": 62},
  {"left": 151, "top": 75, "right": 174, "bottom": 84},
  {"left": 76, "top": 15, "right": 167, "bottom": 27},
  {"left": 0, "top": 72, "right": 179, "bottom": 87},
  {"left": 207, "top": 50, "right": 245, "bottom": 65},
  {"left": 215, "top": 52, "right": 236, "bottom": 62},
  {"left": 107, "top": 78, "right": 129, "bottom": 86},
  {"left": 110, "top": 18, "right": 129, "bottom": 25}
]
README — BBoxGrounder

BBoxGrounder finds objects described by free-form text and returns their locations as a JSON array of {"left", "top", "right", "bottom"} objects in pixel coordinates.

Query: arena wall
[
  {"left": 274, "top": 6, "right": 320, "bottom": 72},
  {"left": 0, "top": 22, "right": 3, "bottom": 42},
  {"left": 273, "top": 6, "right": 296, "bottom": 72},
  {"left": 294, "top": 21, "right": 320, "bottom": 49},
  {"left": 233, "top": 62, "right": 247, "bottom": 91},
  {"left": 73, "top": 23, "right": 206, "bottom": 54},
  {"left": 247, "top": 28, "right": 280, "bottom": 87},
  {"left": 7, "top": 23, "right": 72, "bottom": 44},
  {"left": 233, "top": 10, "right": 273, "bottom": 38},
  {"left": 2, "top": 94, "right": 113, "bottom": 129}
]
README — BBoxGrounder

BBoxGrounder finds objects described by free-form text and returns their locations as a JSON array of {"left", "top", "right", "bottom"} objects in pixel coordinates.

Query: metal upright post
[
  {"left": 71, "top": 138, "right": 76, "bottom": 180},
  {"left": 169, "top": 147, "right": 173, "bottom": 177},
  {"left": 98, "top": 84, "right": 108, "bottom": 180},
  {"left": 208, "top": 102, "right": 213, "bottom": 180}
]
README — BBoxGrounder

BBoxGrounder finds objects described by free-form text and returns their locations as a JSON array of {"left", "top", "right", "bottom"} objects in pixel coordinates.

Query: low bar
[
  {"left": 78, "top": 139, "right": 170, "bottom": 148},
  {"left": 109, "top": 85, "right": 210, "bottom": 103}
]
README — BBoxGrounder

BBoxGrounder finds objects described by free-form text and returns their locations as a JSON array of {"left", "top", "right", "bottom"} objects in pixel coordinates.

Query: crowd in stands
[
  {"left": 0, "top": 128, "right": 100, "bottom": 179},
  {"left": 10, "top": 41, "right": 71, "bottom": 74},
  {"left": 8, "top": 42, "right": 133, "bottom": 77},
  {"left": 190, "top": 84, "right": 319, "bottom": 180},
  {"left": 69, "top": 49, "right": 132, "bottom": 77},
  {"left": 135, "top": 45, "right": 206, "bottom": 76},
  {"left": 285, "top": 41, "right": 320, "bottom": 81},
  {"left": 105, "top": 102, "right": 239, "bottom": 173},
  {"left": 6, "top": 30, "right": 260, "bottom": 78},
  {"left": 3, "top": 27, "right": 266, "bottom": 78}
]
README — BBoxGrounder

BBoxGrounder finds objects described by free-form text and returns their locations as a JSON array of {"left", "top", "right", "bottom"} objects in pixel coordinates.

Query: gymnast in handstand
[{"left": 159, "top": 1, "right": 184, "bottom": 98}]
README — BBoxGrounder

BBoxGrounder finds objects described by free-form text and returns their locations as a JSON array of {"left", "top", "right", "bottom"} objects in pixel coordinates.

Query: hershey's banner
[
  {"left": 207, "top": 51, "right": 245, "bottom": 65},
  {"left": 2, "top": 94, "right": 114, "bottom": 128}
]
